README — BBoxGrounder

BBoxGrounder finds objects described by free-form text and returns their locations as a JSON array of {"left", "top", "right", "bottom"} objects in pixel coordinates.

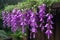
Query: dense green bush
[{"left": 3, "top": 0, "right": 60, "bottom": 11}]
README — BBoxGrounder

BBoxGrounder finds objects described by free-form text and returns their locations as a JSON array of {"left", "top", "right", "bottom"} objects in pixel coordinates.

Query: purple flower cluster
[
  {"left": 28, "top": 10, "right": 38, "bottom": 38},
  {"left": 38, "top": 4, "right": 46, "bottom": 31},
  {"left": 45, "top": 13, "right": 53, "bottom": 39},
  {"left": 2, "top": 9, "right": 28, "bottom": 33},
  {"left": 2, "top": 4, "right": 53, "bottom": 39},
  {"left": 2, "top": 11, "right": 7, "bottom": 27},
  {"left": 38, "top": 4, "right": 53, "bottom": 39}
]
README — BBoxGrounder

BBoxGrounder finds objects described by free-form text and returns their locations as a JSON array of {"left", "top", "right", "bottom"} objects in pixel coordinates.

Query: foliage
[
  {"left": 0, "top": 30, "right": 8, "bottom": 38},
  {"left": 0, "top": 0, "right": 25, "bottom": 10},
  {"left": 11, "top": 31, "right": 27, "bottom": 38},
  {"left": 4, "top": 5, "right": 15, "bottom": 12},
  {"left": 3, "top": 0, "right": 60, "bottom": 12}
]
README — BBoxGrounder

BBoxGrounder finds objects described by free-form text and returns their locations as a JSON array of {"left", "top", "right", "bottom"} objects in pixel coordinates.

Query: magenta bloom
[
  {"left": 2, "top": 4, "right": 54, "bottom": 39},
  {"left": 45, "top": 23, "right": 53, "bottom": 29},
  {"left": 45, "top": 30, "right": 52, "bottom": 39},
  {"left": 38, "top": 4, "right": 46, "bottom": 32},
  {"left": 45, "top": 13, "right": 53, "bottom": 39},
  {"left": 2, "top": 11, "right": 7, "bottom": 27}
]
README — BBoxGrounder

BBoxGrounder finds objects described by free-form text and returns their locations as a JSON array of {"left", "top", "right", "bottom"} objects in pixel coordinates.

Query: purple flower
[
  {"left": 38, "top": 4, "right": 46, "bottom": 32},
  {"left": 45, "top": 13, "right": 53, "bottom": 39},
  {"left": 28, "top": 10, "right": 38, "bottom": 38},
  {"left": 12, "top": 8, "right": 17, "bottom": 14},
  {"left": 45, "top": 23, "right": 53, "bottom": 29},
  {"left": 2, "top": 11, "right": 9, "bottom": 27},
  {"left": 2, "top": 4, "right": 53, "bottom": 39},
  {"left": 31, "top": 27, "right": 37, "bottom": 33},
  {"left": 45, "top": 30, "right": 52, "bottom": 39}
]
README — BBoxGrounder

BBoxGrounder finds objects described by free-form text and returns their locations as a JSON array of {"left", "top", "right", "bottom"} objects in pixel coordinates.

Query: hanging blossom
[
  {"left": 2, "top": 9, "right": 28, "bottom": 33},
  {"left": 28, "top": 10, "right": 38, "bottom": 38},
  {"left": 2, "top": 11, "right": 12, "bottom": 28},
  {"left": 11, "top": 9, "right": 28, "bottom": 33},
  {"left": 2, "top": 4, "right": 54, "bottom": 39},
  {"left": 2, "top": 11, "right": 7, "bottom": 27},
  {"left": 45, "top": 13, "right": 53, "bottom": 39},
  {"left": 6, "top": 12, "right": 12, "bottom": 27},
  {"left": 11, "top": 9, "right": 21, "bottom": 32},
  {"left": 20, "top": 13, "right": 28, "bottom": 33},
  {"left": 38, "top": 4, "right": 46, "bottom": 31}
]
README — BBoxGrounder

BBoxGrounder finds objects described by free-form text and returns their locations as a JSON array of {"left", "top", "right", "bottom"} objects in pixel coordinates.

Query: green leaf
[
  {"left": 19, "top": 35, "right": 23, "bottom": 38},
  {"left": 0, "top": 30, "right": 8, "bottom": 38},
  {"left": 4, "top": 5, "right": 15, "bottom": 11}
]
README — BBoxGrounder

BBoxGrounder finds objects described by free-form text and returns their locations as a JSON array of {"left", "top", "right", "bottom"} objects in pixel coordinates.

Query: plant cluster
[{"left": 2, "top": 3, "right": 53, "bottom": 39}]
